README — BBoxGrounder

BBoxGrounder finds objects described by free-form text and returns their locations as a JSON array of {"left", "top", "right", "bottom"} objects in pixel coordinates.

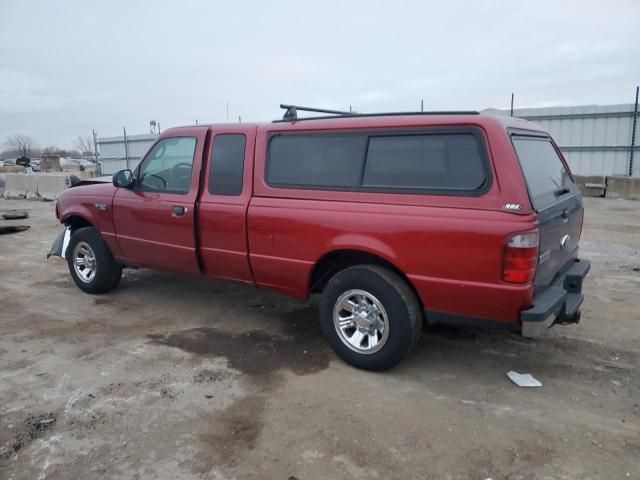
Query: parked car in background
[
  {"left": 30, "top": 159, "right": 41, "bottom": 171},
  {"left": 60, "top": 158, "right": 80, "bottom": 167},
  {"left": 79, "top": 159, "right": 97, "bottom": 168},
  {"left": 49, "top": 106, "right": 590, "bottom": 370},
  {"left": 60, "top": 158, "right": 87, "bottom": 171}
]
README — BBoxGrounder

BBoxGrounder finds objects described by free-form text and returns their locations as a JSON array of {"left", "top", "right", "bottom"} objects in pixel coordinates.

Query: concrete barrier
[
  {"left": 606, "top": 176, "right": 640, "bottom": 201},
  {"left": 2, "top": 171, "right": 638, "bottom": 202},
  {"left": 573, "top": 175, "right": 606, "bottom": 198},
  {"left": 80, "top": 169, "right": 98, "bottom": 180},
  {"left": 0, "top": 165, "right": 27, "bottom": 173},
  {"left": 37, "top": 174, "right": 71, "bottom": 200},
  {"left": 0, "top": 173, "right": 73, "bottom": 200},
  {"left": 2, "top": 173, "right": 38, "bottom": 199},
  {"left": 61, "top": 164, "right": 81, "bottom": 172}
]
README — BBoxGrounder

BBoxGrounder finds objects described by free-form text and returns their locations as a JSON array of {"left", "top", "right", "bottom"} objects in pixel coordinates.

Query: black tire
[
  {"left": 109, "top": 265, "right": 123, "bottom": 290},
  {"left": 66, "top": 227, "right": 122, "bottom": 294},
  {"left": 319, "top": 265, "right": 422, "bottom": 371}
]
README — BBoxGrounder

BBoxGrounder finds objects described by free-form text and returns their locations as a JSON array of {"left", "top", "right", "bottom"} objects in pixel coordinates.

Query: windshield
[{"left": 512, "top": 136, "right": 577, "bottom": 211}]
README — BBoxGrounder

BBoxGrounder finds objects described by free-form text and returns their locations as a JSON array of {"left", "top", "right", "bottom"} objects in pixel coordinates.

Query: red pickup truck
[{"left": 49, "top": 106, "right": 590, "bottom": 370}]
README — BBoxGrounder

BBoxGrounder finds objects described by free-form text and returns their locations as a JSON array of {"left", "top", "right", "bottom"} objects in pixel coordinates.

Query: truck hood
[
  {"left": 59, "top": 177, "right": 117, "bottom": 202},
  {"left": 70, "top": 175, "right": 112, "bottom": 187}
]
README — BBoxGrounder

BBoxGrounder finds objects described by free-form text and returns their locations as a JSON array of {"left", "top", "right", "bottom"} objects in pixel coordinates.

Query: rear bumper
[{"left": 521, "top": 259, "right": 591, "bottom": 337}]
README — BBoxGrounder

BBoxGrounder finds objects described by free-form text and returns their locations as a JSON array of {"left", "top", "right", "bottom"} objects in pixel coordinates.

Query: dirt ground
[{"left": 0, "top": 197, "right": 639, "bottom": 480}]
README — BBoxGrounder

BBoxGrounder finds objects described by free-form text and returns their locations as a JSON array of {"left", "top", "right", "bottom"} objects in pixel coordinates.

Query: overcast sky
[{"left": 1, "top": 0, "right": 639, "bottom": 148}]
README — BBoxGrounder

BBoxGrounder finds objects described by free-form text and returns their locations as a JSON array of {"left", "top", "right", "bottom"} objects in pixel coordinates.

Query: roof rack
[
  {"left": 276, "top": 104, "right": 480, "bottom": 122},
  {"left": 280, "top": 104, "right": 354, "bottom": 121}
]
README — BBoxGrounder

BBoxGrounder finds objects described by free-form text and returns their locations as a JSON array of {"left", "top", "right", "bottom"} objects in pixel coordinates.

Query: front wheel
[
  {"left": 319, "top": 265, "right": 422, "bottom": 371},
  {"left": 66, "top": 227, "right": 122, "bottom": 294}
]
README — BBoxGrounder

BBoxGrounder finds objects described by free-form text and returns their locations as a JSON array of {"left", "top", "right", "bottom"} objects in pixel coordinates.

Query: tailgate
[
  {"left": 534, "top": 196, "right": 583, "bottom": 286},
  {"left": 511, "top": 134, "right": 584, "bottom": 288}
]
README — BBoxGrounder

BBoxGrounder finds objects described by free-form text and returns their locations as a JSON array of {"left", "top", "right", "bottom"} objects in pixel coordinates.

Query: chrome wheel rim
[
  {"left": 333, "top": 289, "right": 389, "bottom": 354},
  {"left": 73, "top": 241, "right": 97, "bottom": 283}
]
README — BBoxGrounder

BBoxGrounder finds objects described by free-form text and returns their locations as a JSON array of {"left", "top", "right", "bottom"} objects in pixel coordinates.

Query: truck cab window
[
  {"left": 138, "top": 136, "right": 196, "bottom": 194},
  {"left": 209, "top": 134, "right": 246, "bottom": 195}
]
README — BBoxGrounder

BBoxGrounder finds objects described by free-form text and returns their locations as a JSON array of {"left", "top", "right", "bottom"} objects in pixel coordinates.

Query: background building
[
  {"left": 97, "top": 102, "right": 639, "bottom": 178},
  {"left": 97, "top": 133, "right": 158, "bottom": 175},
  {"left": 488, "top": 103, "right": 639, "bottom": 177}
]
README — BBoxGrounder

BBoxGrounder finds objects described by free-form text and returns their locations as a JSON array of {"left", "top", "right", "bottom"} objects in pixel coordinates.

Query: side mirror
[{"left": 112, "top": 169, "right": 135, "bottom": 188}]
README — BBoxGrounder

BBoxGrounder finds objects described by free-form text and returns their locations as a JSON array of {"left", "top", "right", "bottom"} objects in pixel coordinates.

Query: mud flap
[{"left": 47, "top": 228, "right": 71, "bottom": 259}]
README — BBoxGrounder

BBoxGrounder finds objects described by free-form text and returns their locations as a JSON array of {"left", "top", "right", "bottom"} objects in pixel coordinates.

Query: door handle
[{"left": 171, "top": 205, "right": 187, "bottom": 216}]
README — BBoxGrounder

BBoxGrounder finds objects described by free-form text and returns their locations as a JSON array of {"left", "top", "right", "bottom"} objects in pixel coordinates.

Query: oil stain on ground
[
  {"left": 147, "top": 306, "right": 331, "bottom": 377},
  {"left": 194, "top": 395, "right": 267, "bottom": 472}
]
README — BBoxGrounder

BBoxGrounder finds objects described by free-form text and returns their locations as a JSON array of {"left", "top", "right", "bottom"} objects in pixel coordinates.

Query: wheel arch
[
  {"left": 309, "top": 249, "right": 423, "bottom": 309},
  {"left": 62, "top": 213, "right": 95, "bottom": 231}
]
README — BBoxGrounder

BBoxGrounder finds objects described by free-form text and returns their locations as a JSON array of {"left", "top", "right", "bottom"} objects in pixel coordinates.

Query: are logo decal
[{"left": 503, "top": 203, "right": 522, "bottom": 211}]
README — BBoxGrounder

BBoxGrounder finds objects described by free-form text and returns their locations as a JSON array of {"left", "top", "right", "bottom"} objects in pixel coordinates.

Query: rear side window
[
  {"left": 267, "top": 134, "right": 366, "bottom": 187},
  {"left": 266, "top": 130, "right": 489, "bottom": 193},
  {"left": 512, "top": 136, "right": 576, "bottom": 211},
  {"left": 363, "top": 133, "right": 486, "bottom": 190},
  {"left": 209, "top": 134, "right": 246, "bottom": 195}
]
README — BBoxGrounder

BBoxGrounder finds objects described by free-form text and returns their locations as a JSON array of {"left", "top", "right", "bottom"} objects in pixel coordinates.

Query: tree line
[{"left": 1, "top": 134, "right": 95, "bottom": 160}]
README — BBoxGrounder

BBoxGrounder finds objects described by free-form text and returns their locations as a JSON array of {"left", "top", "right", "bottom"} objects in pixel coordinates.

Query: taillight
[{"left": 503, "top": 231, "right": 539, "bottom": 284}]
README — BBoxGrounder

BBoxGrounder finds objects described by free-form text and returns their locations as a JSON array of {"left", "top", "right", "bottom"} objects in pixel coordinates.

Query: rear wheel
[
  {"left": 66, "top": 227, "right": 122, "bottom": 294},
  {"left": 319, "top": 265, "right": 422, "bottom": 371}
]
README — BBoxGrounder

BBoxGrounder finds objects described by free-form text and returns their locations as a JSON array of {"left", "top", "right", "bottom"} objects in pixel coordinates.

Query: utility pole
[
  {"left": 92, "top": 129, "right": 99, "bottom": 165},
  {"left": 226, "top": 101, "right": 229, "bottom": 122},
  {"left": 123, "top": 127, "right": 130, "bottom": 170},
  {"left": 629, "top": 85, "right": 639, "bottom": 176},
  {"left": 421, "top": 99, "right": 424, "bottom": 112},
  {"left": 510, "top": 93, "right": 514, "bottom": 116}
]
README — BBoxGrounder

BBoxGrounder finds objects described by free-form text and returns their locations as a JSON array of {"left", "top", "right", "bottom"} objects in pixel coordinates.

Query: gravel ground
[{"left": 0, "top": 197, "right": 639, "bottom": 480}]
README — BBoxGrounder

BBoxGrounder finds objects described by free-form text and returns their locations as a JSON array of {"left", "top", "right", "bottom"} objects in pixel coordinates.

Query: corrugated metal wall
[
  {"left": 490, "top": 104, "right": 639, "bottom": 177},
  {"left": 98, "top": 104, "right": 640, "bottom": 178},
  {"left": 97, "top": 133, "right": 158, "bottom": 175}
]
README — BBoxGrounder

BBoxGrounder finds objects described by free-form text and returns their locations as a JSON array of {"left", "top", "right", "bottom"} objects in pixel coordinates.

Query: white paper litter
[{"left": 507, "top": 371, "right": 542, "bottom": 388}]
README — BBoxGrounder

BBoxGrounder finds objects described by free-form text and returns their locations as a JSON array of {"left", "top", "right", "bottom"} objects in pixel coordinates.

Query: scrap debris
[
  {"left": 2, "top": 210, "right": 29, "bottom": 220},
  {"left": 507, "top": 371, "right": 542, "bottom": 388},
  {"left": 0, "top": 210, "right": 30, "bottom": 234},
  {"left": 0, "top": 225, "right": 30, "bottom": 235}
]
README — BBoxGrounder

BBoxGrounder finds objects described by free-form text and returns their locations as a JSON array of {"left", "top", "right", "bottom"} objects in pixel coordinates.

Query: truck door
[
  {"left": 112, "top": 128, "right": 207, "bottom": 273},
  {"left": 197, "top": 126, "right": 257, "bottom": 283}
]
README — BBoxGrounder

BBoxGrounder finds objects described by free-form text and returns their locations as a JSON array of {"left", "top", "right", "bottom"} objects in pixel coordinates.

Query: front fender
[
  {"left": 60, "top": 206, "right": 98, "bottom": 227},
  {"left": 59, "top": 205, "right": 123, "bottom": 260}
]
